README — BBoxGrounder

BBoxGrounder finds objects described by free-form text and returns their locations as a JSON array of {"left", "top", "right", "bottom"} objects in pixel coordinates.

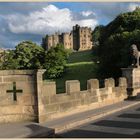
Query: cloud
[
  {"left": 5, "top": 4, "right": 98, "bottom": 35},
  {"left": 0, "top": 2, "right": 140, "bottom": 49},
  {"left": 84, "top": 2, "right": 140, "bottom": 24},
  {"left": 81, "top": 11, "right": 95, "bottom": 17}
]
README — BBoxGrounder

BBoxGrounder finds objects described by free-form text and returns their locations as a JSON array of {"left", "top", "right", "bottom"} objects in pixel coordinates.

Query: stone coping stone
[
  {"left": 0, "top": 122, "right": 54, "bottom": 138},
  {"left": 0, "top": 69, "right": 46, "bottom": 76}
]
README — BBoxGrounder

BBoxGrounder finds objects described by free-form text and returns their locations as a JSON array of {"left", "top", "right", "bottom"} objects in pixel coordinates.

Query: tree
[
  {"left": 0, "top": 41, "right": 46, "bottom": 70},
  {"left": 0, "top": 50, "right": 19, "bottom": 70},
  {"left": 92, "top": 25, "right": 105, "bottom": 46},
  {"left": 44, "top": 43, "right": 70, "bottom": 79},
  {"left": 14, "top": 41, "right": 45, "bottom": 69},
  {"left": 93, "top": 8, "right": 140, "bottom": 79}
]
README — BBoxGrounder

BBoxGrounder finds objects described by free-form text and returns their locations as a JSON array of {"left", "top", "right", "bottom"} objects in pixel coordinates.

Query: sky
[{"left": 0, "top": 2, "right": 140, "bottom": 49}]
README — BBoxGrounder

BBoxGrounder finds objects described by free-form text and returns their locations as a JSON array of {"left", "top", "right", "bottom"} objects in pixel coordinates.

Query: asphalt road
[{"left": 57, "top": 103, "right": 140, "bottom": 138}]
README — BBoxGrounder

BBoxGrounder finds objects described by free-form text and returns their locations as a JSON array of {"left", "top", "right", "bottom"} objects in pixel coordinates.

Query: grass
[
  {"left": 45, "top": 50, "right": 98, "bottom": 93},
  {"left": 55, "top": 62, "right": 97, "bottom": 93},
  {"left": 68, "top": 50, "right": 93, "bottom": 63}
]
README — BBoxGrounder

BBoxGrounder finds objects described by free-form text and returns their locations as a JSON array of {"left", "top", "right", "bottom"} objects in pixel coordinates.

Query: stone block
[
  {"left": 0, "top": 77, "right": 2, "bottom": 82},
  {"left": 105, "top": 78, "right": 115, "bottom": 87},
  {"left": 66, "top": 80, "right": 80, "bottom": 94},
  {"left": 41, "top": 95, "right": 50, "bottom": 105},
  {"left": 0, "top": 70, "right": 36, "bottom": 76},
  {"left": 23, "top": 106, "right": 36, "bottom": 115},
  {"left": 0, "top": 106, "right": 23, "bottom": 114},
  {"left": 100, "top": 94, "right": 108, "bottom": 101},
  {"left": 80, "top": 93, "right": 90, "bottom": 105},
  {"left": 59, "top": 102, "right": 73, "bottom": 112},
  {"left": 16, "top": 82, "right": 36, "bottom": 95},
  {"left": 72, "top": 100, "right": 81, "bottom": 107},
  {"left": 90, "top": 96, "right": 98, "bottom": 103},
  {"left": 87, "top": 79, "right": 99, "bottom": 91},
  {"left": 57, "top": 94, "right": 75, "bottom": 103},
  {"left": 19, "top": 95, "right": 36, "bottom": 105},
  {"left": 3, "top": 75, "right": 35, "bottom": 82},
  {"left": 119, "top": 77, "right": 127, "bottom": 87},
  {"left": 42, "top": 82, "right": 56, "bottom": 96},
  {"left": 0, "top": 114, "right": 37, "bottom": 123},
  {"left": 49, "top": 95, "right": 59, "bottom": 104},
  {"left": 45, "top": 104, "right": 60, "bottom": 113},
  {"left": 36, "top": 69, "right": 46, "bottom": 81}
]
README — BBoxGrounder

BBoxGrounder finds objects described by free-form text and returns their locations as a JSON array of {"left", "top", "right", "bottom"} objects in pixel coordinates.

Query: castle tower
[
  {"left": 72, "top": 24, "right": 80, "bottom": 51},
  {"left": 72, "top": 24, "right": 93, "bottom": 51},
  {"left": 62, "top": 32, "right": 73, "bottom": 50},
  {"left": 42, "top": 24, "right": 93, "bottom": 51}
]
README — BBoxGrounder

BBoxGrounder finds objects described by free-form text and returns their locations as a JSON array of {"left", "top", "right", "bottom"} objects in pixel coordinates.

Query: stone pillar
[
  {"left": 87, "top": 79, "right": 99, "bottom": 92},
  {"left": 36, "top": 69, "right": 46, "bottom": 123},
  {"left": 121, "top": 68, "right": 140, "bottom": 97},
  {"left": 118, "top": 77, "right": 127, "bottom": 99},
  {"left": 105, "top": 78, "right": 115, "bottom": 100}
]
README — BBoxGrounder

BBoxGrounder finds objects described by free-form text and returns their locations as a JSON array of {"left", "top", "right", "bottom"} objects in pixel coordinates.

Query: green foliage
[
  {"left": 0, "top": 41, "right": 45, "bottom": 70},
  {"left": 68, "top": 50, "right": 93, "bottom": 63},
  {"left": 1, "top": 41, "right": 70, "bottom": 79},
  {"left": 45, "top": 50, "right": 97, "bottom": 93},
  {"left": 0, "top": 50, "right": 19, "bottom": 70},
  {"left": 93, "top": 8, "right": 140, "bottom": 78},
  {"left": 55, "top": 62, "right": 96, "bottom": 93},
  {"left": 92, "top": 25, "right": 105, "bottom": 45},
  {"left": 44, "top": 44, "right": 70, "bottom": 79},
  {"left": 14, "top": 41, "right": 45, "bottom": 69}
]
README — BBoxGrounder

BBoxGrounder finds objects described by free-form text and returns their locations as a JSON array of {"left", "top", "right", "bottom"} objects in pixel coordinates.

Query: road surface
[{"left": 57, "top": 103, "right": 140, "bottom": 138}]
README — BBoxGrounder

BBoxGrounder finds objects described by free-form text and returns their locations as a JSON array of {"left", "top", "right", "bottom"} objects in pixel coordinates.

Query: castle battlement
[
  {"left": 42, "top": 24, "right": 93, "bottom": 51},
  {"left": 0, "top": 70, "right": 127, "bottom": 124}
]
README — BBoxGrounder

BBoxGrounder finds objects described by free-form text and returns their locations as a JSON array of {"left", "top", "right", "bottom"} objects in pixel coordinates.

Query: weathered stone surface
[
  {"left": 0, "top": 69, "right": 128, "bottom": 124},
  {"left": 45, "top": 104, "right": 60, "bottom": 113},
  {"left": 0, "top": 70, "right": 35, "bottom": 76},
  {"left": 105, "top": 78, "right": 115, "bottom": 87},
  {"left": 0, "top": 115, "right": 36, "bottom": 123},
  {"left": 119, "top": 77, "right": 127, "bottom": 87},
  {"left": 72, "top": 100, "right": 81, "bottom": 107},
  {"left": 59, "top": 102, "right": 73, "bottom": 112},
  {"left": 121, "top": 68, "right": 140, "bottom": 97},
  {"left": 42, "top": 82, "right": 56, "bottom": 96},
  {"left": 89, "top": 96, "right": 98, "bottom": 103},
  {"left": 66, "top": 80, "right": 80, "bottom": 94},
  {"left": 3, "top": 75, "right": 35, "bottom": 82},
  {"left": 87, "top": 79, "right": 99, "bottom": 90},
  {"left": 19, "top": 95, "right": 36, "bottom": 105},
  {"left": 23, "top": 106, "right": 36, "bottom": 114}
]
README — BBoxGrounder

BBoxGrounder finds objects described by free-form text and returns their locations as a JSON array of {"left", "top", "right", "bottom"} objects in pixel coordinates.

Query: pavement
[
  {"left": 57, "top": 102, "right": 140, "bottom": 138},
  {"left": 0, "top": 122, "right": 55, "bottom": 138},
  {"left": 0, "top": 98, "right": 140, "bottom": 138},
  {"left": 46, "top": 99, "right": 140, "bottom": 135}
]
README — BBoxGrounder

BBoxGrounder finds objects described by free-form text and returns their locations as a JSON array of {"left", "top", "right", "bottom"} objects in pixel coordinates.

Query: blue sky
[{"left": 0, "top": 2, "right": 140, "bottom": 49}]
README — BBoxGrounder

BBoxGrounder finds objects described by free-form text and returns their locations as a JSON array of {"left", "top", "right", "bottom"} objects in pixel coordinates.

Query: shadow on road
[{"left": 25, "top": 124, "right": 54, "bottom": 138}]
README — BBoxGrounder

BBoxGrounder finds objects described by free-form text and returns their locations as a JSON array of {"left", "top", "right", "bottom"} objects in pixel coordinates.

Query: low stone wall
[
  {"left": 37, "top": 71, "right": 127, "bottom": 123},
  {"left": 0, "top": 69, "right": 128, "bottom": 124}
]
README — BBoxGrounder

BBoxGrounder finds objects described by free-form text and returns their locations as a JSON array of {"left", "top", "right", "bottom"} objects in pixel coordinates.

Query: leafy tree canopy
[
  {"left": 93, "top": 7, "right": 140, "bottom": 78},
  {"left": 14, "top": 41, "right": 45, "bottom": 69},
  {"left": 0, "top": 41, "right": 45, "bottom": 70},
  {"left": 44, "top": 43, "right": 70, "bottom": 79}
]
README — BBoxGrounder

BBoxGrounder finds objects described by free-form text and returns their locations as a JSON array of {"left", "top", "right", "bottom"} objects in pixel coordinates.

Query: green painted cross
[{"left": 6, "top": 82, "right": 23, "bottom": 101}]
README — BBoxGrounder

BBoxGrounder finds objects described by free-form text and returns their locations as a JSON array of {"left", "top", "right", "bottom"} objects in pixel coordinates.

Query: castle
[{"left": 42, "top": 24, "right": 93, "bottom": 51}]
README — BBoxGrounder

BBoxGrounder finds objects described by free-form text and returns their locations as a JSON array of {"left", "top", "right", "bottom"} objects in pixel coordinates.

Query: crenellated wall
[
  {"left": 0, "top": 69, "right": 128, "bottom": 124},
  {"left": 37, "top": 71, "right": 128, "bottom": 123}
]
